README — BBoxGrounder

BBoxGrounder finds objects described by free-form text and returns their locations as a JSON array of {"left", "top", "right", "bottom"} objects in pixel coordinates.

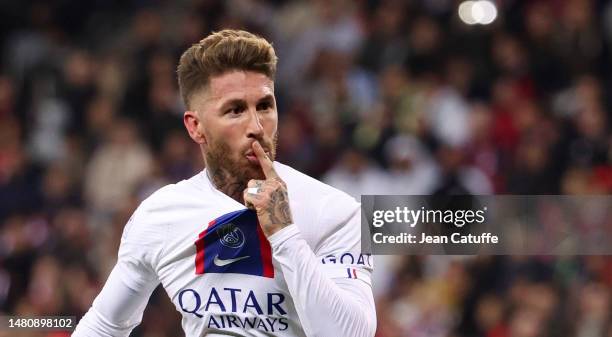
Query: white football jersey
[{"left": 73, "top": 162, "right": 376, "bottom": 337}]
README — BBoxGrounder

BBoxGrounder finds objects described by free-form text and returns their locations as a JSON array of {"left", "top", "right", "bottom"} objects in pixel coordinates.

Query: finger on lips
[{"left": 252, "top": 141, "right": 278, "bottom": 179}]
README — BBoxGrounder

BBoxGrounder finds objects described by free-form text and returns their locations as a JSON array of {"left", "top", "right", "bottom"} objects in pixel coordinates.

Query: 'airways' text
[{"left": 208, "top": 314, "right": 289, "bottom": 332}]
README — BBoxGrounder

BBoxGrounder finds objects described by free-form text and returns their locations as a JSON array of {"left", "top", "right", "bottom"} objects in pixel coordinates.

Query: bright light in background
[
  {"left": 458, "top": 1, "right": 478, "bottom": 25},
  {"left": 476, "top": 0, "right": 497, "bottom": 24},
  {"left": 458, "top": 0, "right": 498, "bottom": 25}
]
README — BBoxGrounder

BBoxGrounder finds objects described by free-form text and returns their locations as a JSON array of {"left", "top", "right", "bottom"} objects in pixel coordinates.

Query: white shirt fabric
[{"left": 72, "top": 162, "right": 376, "bottom": 337}]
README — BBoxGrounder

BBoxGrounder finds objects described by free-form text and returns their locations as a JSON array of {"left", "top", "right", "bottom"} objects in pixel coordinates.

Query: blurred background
[{"left": 0, "top": 0, "right": 611, "bottom": 336}]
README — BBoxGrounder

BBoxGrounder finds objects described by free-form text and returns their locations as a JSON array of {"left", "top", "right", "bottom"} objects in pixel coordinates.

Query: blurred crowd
[{"left": 0, "top": 0, "right": 611, "bottom": 336}]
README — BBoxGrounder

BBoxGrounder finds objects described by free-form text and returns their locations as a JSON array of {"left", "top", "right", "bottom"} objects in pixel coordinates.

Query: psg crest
[{"left": 217, "top": 223, "right": 246, "bottom": 248}]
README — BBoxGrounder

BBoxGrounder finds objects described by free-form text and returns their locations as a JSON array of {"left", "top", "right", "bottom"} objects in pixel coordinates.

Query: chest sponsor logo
[
  {"left": 178, "top": 287, "right": 289, "bottom": 333},
  {"left": 194, "top": 209, "right": 274, "bottom": 278}
]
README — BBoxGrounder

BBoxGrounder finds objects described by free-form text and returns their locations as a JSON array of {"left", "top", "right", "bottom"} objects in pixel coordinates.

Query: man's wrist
[{"left": 262, "top": 222, "right": 291, "bottom": 237}]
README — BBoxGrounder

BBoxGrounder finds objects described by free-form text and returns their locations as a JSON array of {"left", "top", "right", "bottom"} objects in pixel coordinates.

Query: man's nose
[{"left": 246, "top": 109, "right": 264, "bottom": 138}]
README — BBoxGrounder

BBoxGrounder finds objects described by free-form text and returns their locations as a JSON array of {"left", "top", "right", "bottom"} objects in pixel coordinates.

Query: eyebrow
[
  {"left": 256, "top": 95, "right": 275, "bottom": 105},
  {"left": 217, "top": 94, "right": 275, "bottom": 111},
  {"left": 218, "top": 98, "right": 246, "bottom": 111}
]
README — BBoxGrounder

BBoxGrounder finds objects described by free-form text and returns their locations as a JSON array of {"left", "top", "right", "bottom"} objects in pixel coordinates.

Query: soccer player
[{"left": 72, "top": 29, "right": 376, "bottom": 337}]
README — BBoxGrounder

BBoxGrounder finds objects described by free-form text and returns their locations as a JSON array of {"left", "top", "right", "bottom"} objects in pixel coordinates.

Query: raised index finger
[{"left": 252, "top": 141, "right": 278, "bottom": 180}]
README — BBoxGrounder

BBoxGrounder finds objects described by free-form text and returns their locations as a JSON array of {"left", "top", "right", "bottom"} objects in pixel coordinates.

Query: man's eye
[
  {"left": 225, "top": 107, "right": 243, "bottom": 115},
  {"left": 256, "top": 102, "right": 271, "bottom": 111}
]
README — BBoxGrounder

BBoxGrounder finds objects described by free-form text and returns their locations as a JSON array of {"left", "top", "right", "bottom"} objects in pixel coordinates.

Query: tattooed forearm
[{"left": 267, "top": 188, "right": 292, "bottom": 227}]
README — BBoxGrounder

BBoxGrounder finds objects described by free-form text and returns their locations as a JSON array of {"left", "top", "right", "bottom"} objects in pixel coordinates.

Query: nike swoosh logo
[{"left": 213, "top": 255, "right": 250, "bottom": 267}]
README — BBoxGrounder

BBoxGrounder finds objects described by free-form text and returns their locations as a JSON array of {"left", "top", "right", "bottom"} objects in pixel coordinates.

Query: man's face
[{"left": 185, "top": 70, "right": 278, "bottom": 183}]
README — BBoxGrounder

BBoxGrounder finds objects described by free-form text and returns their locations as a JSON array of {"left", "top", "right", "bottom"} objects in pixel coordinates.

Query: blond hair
[{"left": 177, "top": 29, "right": 278, "bottom": 109}]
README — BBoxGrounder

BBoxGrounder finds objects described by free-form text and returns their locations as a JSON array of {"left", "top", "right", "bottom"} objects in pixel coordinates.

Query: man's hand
[{"left": 243, "top": 141, "right": 293, "bottom": 237}]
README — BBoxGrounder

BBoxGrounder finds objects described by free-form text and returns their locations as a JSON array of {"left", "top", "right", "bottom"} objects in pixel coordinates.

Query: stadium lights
[{"left": 458, "top": 0, "right": 498, "bottom": 25}]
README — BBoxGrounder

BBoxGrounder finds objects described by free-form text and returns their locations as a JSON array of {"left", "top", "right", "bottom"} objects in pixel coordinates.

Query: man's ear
[{"left": 184, "top": 111, "right": 207, "bottom": 144}]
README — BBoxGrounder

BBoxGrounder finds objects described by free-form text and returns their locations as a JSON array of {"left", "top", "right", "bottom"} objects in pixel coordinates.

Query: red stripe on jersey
[
  {"left": 195, "top": 219, "right": 216, "bottom": 274},
  {"left": 353, "top": 268, "right": 358, "bottom": 279},
  {"left": 256, "top": 219, "right": 274, "bottom": 278}
]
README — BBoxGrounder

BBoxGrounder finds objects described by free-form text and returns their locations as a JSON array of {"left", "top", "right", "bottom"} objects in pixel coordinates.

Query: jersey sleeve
[
  {"left": 314, "top": 193, "right": 373, "bottom": 285},
  {"left": 72, "top": 205, "right": 165, "bottom": 337},
  {"left": 268, "top": 191, "right": 376, "bottom": 337}
]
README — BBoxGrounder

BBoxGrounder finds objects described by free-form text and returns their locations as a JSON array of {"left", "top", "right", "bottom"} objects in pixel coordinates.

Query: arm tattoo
[{"left": 267, "top": 189, "right": 292, "bottom": 227}]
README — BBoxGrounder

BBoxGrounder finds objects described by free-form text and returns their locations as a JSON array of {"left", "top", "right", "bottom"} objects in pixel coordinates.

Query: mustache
[
  {"left": 244, "top": 135, "right": 277, "bottom": 159},
  {"left": 245, "top": 142, "right": 271, "bottom": 153}
]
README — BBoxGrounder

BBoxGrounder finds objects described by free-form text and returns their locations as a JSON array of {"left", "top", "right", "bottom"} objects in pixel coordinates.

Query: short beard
[{"left": 205, "top": 134, "right": 277, "bottom": 203}]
